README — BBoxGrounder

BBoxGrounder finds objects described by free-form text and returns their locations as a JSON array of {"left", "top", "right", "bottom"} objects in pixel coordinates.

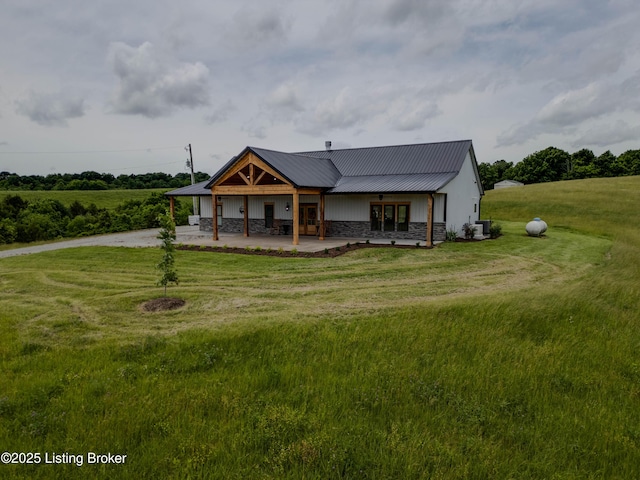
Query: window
[
  {"left": 371, "top": 204, "right": 382, "bottom": 230},
  {"left": 397, "top": 204, "right": 409, "bottom": 231},
  {"left": 264, "top": 203, "right": 274, "bottom": 228},
  {"left": 384, "top": 205, "right": 395, "bottom": 231},
  {"left": 216, "top": 204, "right": 223, "bottom": 227},
  {"left": 370, "top": 203, "right": 410, "bottom": 232}
]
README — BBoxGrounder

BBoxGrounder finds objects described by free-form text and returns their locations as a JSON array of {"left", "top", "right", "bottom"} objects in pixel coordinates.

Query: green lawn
[{"left": 0, "top": 177, "right": 639, "bottom": 478}]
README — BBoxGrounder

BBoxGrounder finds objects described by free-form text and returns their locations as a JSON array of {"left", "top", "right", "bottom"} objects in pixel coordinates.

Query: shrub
[
  {"left": 17, "top": 213, "right": 65, "bottom": 242},
  {"left": 391, "top": 240, "right": 396, "bottom": 245},
  {"left": 489, "top": 223, "right": 503, "bottom": 239},
  {"left": 0, "top": 218, "right": 17, "bottom": 244},
  {"left": 66, "top": 216, "right": 88, "bottom": 237},
  {"left": 462, "top": 223, "right": 477, "bottom": 240},
  {"left": 291, "top": 248, "right": 298, "bottom": 255},
  {"left": 446, "top": 226, "right": 458, "bottom": 242}
]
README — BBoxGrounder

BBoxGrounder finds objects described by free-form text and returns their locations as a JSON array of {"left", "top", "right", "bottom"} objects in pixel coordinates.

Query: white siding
[
  {"left": 438, "top": 151, "right": 482, "bottom": 235},
  {"left": 326, "top": 194, "right": 429, "bottom": 222},
  {"left": 433, "top": 194, "right": 446, "bottom": 223},
  {"left": 200, "top": 196, "right": 213, "bottom": 218},
  {"left": 216, "top": 195, "right": 320, "bottom": 220}
]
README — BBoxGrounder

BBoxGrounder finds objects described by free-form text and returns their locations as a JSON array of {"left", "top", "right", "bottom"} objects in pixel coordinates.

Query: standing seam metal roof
[
  {"left": 198, "top": 140, "right": 474, "bottom": 193},
  {"left": 250, "top": 147, "right": 342, "bottom": 188}
]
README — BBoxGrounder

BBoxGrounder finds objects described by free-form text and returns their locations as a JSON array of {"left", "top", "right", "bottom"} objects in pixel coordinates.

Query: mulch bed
[
  {"left": 176, "top": 242, "right": 431, "bottom": 258},
  {"left": 141, "top": 297, "right": 186, "bottom": 312}
]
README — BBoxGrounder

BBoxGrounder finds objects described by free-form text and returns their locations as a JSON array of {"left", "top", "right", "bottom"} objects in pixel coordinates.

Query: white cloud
[
  {"left": 265, "top": 83, "right": 304, "bottom": 113},
  {"left": 204, "top": 100, "right": 237, "bottom": 125},
  {"left": 223, "top": 6, "right": 290, "bottom": 52},
  {"left": 15, "top": 90, "right": 86, "bottom": 126},
  {"left": 497, "top": 71, "right": 640, "bottom": 147},
  {"left": 573, "top": 120, "right": 640, "bottom": 148},
  {"left": 296, "top": 87, "right": 380, "bottom": 135},
  {"left": 388, "top": 99, "right": 441, "bottom": 132},
  {"left": 107, "top": 41, "right": 210, "bottom": 118}
]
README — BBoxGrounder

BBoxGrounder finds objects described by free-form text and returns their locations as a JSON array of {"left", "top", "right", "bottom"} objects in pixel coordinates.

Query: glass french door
[{"left": 298, "top": 204, "right": 318, "bottom": 235}]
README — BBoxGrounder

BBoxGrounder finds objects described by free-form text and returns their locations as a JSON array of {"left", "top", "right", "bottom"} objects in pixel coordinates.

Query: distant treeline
[
  {"left": 0, "top": 171, "right": 211, "bottom": 191},
  {"left": 0, "top": 193, "right": 192, "bottom": 245},
  {"left": 478, "top": 147, "right": 640, "bottom": 190}
]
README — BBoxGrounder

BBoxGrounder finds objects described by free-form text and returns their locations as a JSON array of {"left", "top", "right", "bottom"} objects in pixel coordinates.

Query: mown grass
[
  {"left": 2, "top": 189, "right": 168, "bottom": 210},
  {"left": 0, "top": 177, "right": 639, "bottom": 478}
]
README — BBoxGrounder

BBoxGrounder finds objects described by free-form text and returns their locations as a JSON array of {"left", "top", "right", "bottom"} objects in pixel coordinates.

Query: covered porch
[
  {"left": 174, "top": 226, "right": 431, "bottom": 252},
  {"left": 209, "top": 148, "right": 336, "bottom": 246}
]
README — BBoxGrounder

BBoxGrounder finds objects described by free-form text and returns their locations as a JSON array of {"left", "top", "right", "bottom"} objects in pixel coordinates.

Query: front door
[{"left": 298, "top": 204, "right": 318, "bottom": 236}]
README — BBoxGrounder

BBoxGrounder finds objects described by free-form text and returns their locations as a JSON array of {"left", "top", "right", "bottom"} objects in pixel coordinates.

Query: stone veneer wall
[
  {"left": 330, "top": 221, "right": 446, "bottom": 242},
  {"left": 199, "top": 218, "right": 445, "bottom": 242},
  {"left": 200, "top": 218, "right": 294, "bottom": 235}
]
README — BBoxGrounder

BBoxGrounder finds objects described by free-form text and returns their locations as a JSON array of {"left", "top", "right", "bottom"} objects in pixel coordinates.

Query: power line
[
  {"left": 102, "top": 161, "right": 187, "bottom": 173},
  {"left": 0, "top": 146, "right": 184, "bottom": 155}
]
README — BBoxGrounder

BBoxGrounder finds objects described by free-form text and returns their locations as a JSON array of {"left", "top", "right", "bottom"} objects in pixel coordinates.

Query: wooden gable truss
[{"left": 210, "top": 150, "right": 326, "bottom": 245}]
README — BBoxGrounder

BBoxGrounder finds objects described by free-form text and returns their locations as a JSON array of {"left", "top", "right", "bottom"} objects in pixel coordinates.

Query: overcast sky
[{"left": 1, "top": 0, "right": 639, "bottom": 176}]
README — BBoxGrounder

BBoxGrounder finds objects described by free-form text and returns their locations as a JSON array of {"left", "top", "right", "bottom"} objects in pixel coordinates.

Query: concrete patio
[{"left": 176, "top": 226, "right": 430, "bottom": 252}]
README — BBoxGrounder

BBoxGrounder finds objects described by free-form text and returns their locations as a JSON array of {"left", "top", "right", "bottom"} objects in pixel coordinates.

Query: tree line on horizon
[
  {"left": 0, "top": 170, "right": 211, "bottom": 191},
  {"left": 478, "top": 146, "right": 640, "bottom": 191}
]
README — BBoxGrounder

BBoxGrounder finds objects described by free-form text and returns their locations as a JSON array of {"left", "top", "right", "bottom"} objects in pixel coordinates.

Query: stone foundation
[
  {"left": 199, "top": 218, "right": 445, "bottom": 242},
  {"left": 329, "top": 221, "right": 445, "bottom": 242}
]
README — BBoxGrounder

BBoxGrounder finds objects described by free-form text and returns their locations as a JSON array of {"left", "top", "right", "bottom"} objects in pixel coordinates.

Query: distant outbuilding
[{"left": 494, "top": 179, "right": 524, "bottom": 189}]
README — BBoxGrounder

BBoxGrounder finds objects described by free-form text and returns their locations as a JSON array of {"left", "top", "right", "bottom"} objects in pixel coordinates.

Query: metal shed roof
[{"left": 165, "top": 180, "right": 210, "bottom": 196}]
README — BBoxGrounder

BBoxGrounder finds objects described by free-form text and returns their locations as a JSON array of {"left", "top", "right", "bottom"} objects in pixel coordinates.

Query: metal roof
[
  {"left": 200, "top": 140, "right": 476, "bottom": 194},
  {"left": 250, "top": 147, "right": 342, "bottom": 188},
  {"left": 298, "top": 140, "right": 472, "bottom": 177},
  {"left": 165, "top": 180, "right": 210, "bottom": 196},
  {"left": 330, "top": 172, "right": 459, "bottom": 194}
]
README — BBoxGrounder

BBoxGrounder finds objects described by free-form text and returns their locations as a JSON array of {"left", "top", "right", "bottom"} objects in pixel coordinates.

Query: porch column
[
  {"left": 243, "top": 195, "right": 249, "bottom": 237},
  {"left": 169, "top": 196, "right": 175, "bottom": 221},
  {"left": 426, "top": 193, "right": 434, "bottom": 247},
  {"left": 292, "top": 191, "right": 300, "bottom": 245},
  {"left": 212, "top": 193, "right": 219, "bottom": 241},
  {"left": 319, "top": 192, "right": 325, "bottom": 240}
]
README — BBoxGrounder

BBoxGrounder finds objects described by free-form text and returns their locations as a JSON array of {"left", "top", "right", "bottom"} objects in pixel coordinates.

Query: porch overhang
[{"left": 209, "top": 149, "right": 329, "bottom": 245}]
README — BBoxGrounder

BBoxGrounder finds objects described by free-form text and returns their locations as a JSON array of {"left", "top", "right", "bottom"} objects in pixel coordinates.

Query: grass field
[
  {"left": 1, "top": 189, "right": 169, "bottom": 210},
  {"left": 0, "top": 177, "right": 639, "bottom": 478}
]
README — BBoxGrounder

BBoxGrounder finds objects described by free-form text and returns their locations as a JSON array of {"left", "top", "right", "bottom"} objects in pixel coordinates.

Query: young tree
[{"left": 156, "top": 211, "right": 179, "bottom": 297}]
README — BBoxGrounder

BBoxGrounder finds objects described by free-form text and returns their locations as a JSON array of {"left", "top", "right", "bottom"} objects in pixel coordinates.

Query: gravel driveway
[{"left": 0, "top": 226, "right": 203, "bottom": 259}]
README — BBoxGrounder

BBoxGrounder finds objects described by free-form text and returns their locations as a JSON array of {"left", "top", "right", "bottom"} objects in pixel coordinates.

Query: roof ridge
[{"left": 295, "top": 139, "right": 471, "bottom": 155}]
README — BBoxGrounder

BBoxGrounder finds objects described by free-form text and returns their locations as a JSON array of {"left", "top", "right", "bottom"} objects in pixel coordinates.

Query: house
[
  {"left": 494, "top": 179, "right": 524, "bottom": 189},
  {"left": 165, "top": 140, "right": 484, "bottom": 246}
]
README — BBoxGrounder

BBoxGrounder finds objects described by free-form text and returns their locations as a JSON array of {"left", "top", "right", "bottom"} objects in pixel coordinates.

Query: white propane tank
[{"left": 526, "top": 217, "right": 547, "bottom": 237}]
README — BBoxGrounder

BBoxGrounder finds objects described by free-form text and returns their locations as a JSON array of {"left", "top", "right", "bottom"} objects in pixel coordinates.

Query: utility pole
[{"left": 186, "top": 143, "right": 199, "bottom": 216}]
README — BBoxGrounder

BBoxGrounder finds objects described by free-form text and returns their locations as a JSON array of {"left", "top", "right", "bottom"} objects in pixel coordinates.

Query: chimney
[{"left": 325, "top": 140, "right": 332, "bottom": 151}]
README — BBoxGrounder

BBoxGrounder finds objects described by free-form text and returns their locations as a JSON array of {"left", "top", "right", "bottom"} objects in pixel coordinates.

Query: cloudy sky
[{"left": 1, "top": 0, "right": 639, "bottom": 176}]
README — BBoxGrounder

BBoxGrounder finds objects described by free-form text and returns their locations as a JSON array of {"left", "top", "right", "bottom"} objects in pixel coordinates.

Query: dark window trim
[{"left": 370, "top": 202, "right": 411, "bottom": 232}]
